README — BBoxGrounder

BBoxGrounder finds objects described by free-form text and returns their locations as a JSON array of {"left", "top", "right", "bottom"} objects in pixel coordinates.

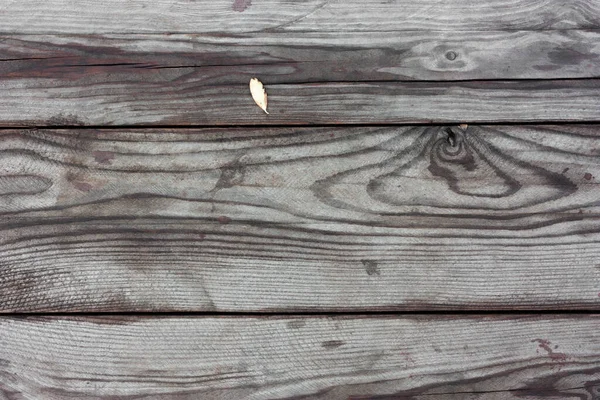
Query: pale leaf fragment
[
  {"left": 249, "top": 78, "right": 269, "bottom": 114},
  {"left": 459, "top": 124, "right": 468, "bottom": 130}
]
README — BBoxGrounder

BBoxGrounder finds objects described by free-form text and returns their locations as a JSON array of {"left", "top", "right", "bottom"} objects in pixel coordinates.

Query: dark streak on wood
[{"left": 322, "top": 340, "right": 345, "bottom": 349}]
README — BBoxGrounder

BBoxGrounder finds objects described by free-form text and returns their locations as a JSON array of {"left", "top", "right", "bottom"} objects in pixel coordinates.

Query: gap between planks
[{"left": 4, "top": 120, "right": 600, "bottom": 130}]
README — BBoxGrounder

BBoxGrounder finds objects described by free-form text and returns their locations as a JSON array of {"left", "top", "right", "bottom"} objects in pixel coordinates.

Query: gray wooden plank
[
  {"left": 2, "top": 32, "right": 599, "bottom": 126},
  {"left": 2, "top": 77, "right": 600, "bottom": 126},
  {"left": 2, "top": 30, "right": 600, "bottom": 83},
  {"left": 1, "top": 125, "right": 600, "bottom": 312},
  {"left": 2, "top": 0, "right": 600, "bottom": 34},
  {"left": 0, "top": 315, "right": 598, "bottom": 399}
]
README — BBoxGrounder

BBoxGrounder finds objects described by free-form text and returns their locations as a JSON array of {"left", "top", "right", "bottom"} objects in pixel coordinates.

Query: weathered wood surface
[
  {"left": 0, "top": 316, "right": 598, "bottom": 399},
  {"left": 3, "top": 31, "right": 600, "bottom": 82},
  {"left": 2, "top": 0, "right": 600, "bottom": 33},
  {"left": 2, "top": 77, "right": 600, "bottom": 126},
  {"left": 2, "top": 29, "right": 599, "bottom": 125},
  {"left": 2, "top": 125, "right": 600, "bottom": 312}
]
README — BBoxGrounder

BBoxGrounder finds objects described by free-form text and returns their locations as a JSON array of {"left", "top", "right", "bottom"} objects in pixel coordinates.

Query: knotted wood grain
[
  {"left": 1, "top": 125, "right": 599, "bottom": 312},
  {"left": 0, "top": 316, "right": 598, "bottom": 399}
]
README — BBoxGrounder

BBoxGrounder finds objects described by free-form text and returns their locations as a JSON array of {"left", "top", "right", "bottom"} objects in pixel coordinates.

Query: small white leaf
[
  {"left": 249, "top": 78, "right": 269, "bottom": 114},
  {"left": 459, "top": 124, "right": 468, "bottom": 130}
]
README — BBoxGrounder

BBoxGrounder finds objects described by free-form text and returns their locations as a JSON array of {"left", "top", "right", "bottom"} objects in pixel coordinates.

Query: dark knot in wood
[
  {"left": 435, "top": 127, "right": 471, "bottom": 163},
  {"left": 428, "top": 126, "right": 519, "bottom": 198},
  {"left": 445, "top": 51, "right": 458, "bottom": 61}
]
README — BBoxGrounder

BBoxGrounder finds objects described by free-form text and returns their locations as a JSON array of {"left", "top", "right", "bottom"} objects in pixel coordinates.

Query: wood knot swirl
[
  {"left": 425, "top": 125, "right": 576, "bottom": 203},
  {"left": 431, "top": 127, "right": 475, "bottom": 168},
  {"left": 310, "top": 126, "right": 579, "bottom": 217},
  {"left": 426, "top": 126, "right": 511, "bottom": 198}
]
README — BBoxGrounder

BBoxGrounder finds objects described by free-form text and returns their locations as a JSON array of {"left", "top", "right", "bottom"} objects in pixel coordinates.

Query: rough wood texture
[
  {"left": 2, "top": 125, "right": 600, "bottom": 312},
  {"left": 2, "top": 77, "right": 600, "bottom": 126},
  {"left": 2, "top": 30, "right": 599, "bottom": 125},
  {"left": 3, "top": 31, "right": 600, "bottom": 82},
  {"left": 0, "top": 316, "right": 599, "bottom": 399},
  {"left": 2, "top": 0, "right": 600, "bottom": 33}
]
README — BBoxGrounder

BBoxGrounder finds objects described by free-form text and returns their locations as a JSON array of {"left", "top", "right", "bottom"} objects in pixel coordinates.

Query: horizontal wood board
[
  {"left": 0, "top": 23, "right": 597, "bottom": 126},
  {"left": 1, "top": 125, "right": 599, "bottom": 312},
  {"left": 0, "top": 315, "right": 599, "bottom": 399},
  {"left": 2, "top": 0, "right": 600, "bottom": 34},
  {"left": 1, "top": 78, "right": 600, "bottom": 126},
  {"left": 2, "top": 30, "right": 600, "bottom": 82}
]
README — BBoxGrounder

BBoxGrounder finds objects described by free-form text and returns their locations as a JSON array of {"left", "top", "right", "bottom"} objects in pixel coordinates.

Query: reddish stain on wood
[
  {"left": 217, "top": 216, "right": 232, "bottom": 224},
  {"left": 93, "top": 151, "right": 115, "bottom": 165},
  {"left": 532, "top": 339, "right": 568, "bottom": 362},
  {"left": 584, "top": 172, "right": 593, "bottom": 180},
  {"left": 232, "top": 0, "right": 251, "bottom": 12}
]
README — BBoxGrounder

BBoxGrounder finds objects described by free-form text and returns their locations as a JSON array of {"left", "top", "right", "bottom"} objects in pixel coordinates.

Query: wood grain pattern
[
  {"left": 0, "top": 316, "right": 599, "bottom": 399},
  {"left": 3, "top": 2, "right": 598, "bottom": 396},
  {"left": 2, "top": 31, "right": 599, "bottom": 125},
  {"left": 2, "top": 0, "right": 600, "bottom": 33},
  {"left": 1, "top": 125, "right": 600, "bottom": 312},
  {"left": 2, "top": 77, "right": 600, "bottom": 126},
  {"left": 2, "top": 31, "right": 600, "bottom": 83}
]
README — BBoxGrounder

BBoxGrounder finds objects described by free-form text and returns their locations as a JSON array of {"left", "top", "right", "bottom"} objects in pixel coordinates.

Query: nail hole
[{"left": 445, "top": 51, "right": 458, "bottom": 61}]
